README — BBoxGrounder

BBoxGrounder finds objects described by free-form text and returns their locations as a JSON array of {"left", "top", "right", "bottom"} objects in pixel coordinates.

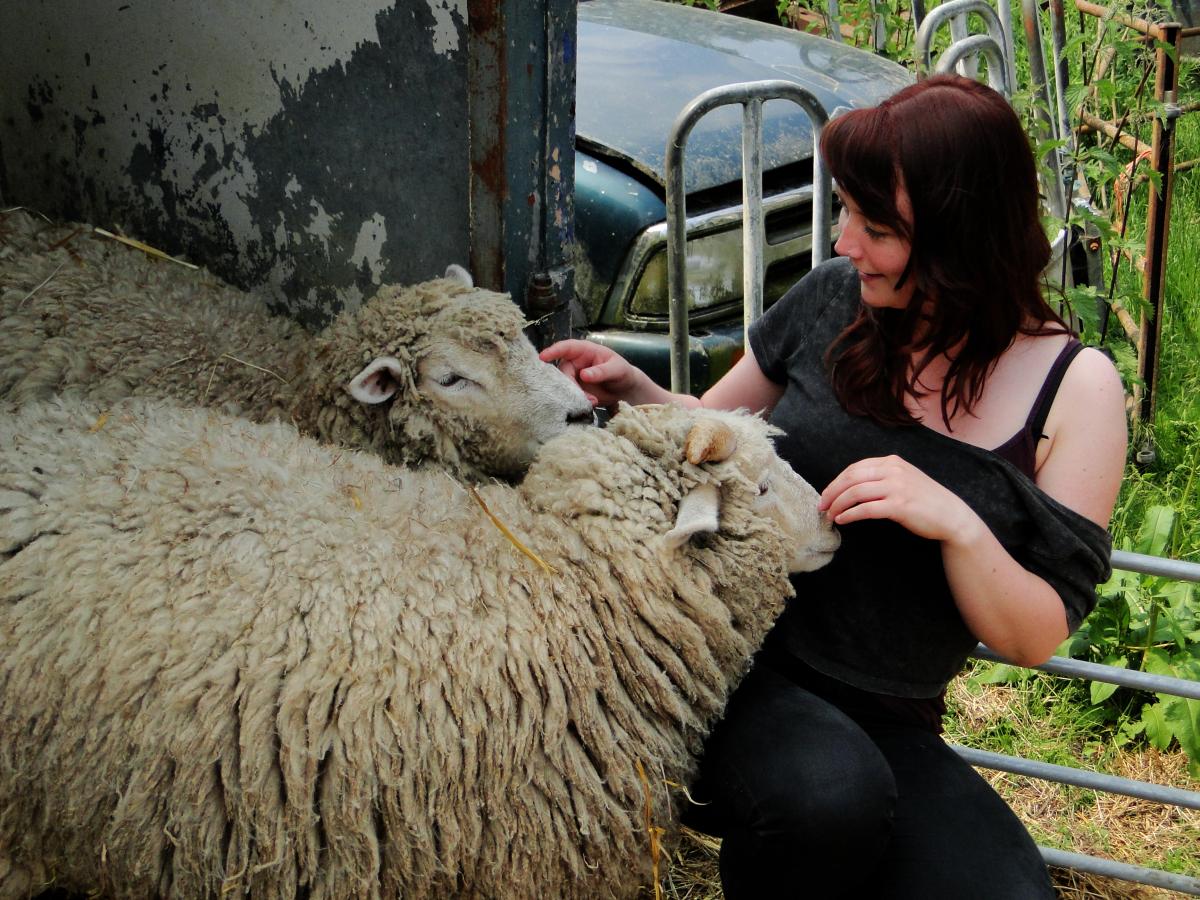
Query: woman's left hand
[{"left": 819, "top": 454, "right": 983, "bottom": 545}]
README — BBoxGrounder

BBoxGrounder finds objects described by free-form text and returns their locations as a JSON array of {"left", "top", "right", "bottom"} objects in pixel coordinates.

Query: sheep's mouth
[{"left": 791, "top": 547, "right": 838, "bottom": 573}]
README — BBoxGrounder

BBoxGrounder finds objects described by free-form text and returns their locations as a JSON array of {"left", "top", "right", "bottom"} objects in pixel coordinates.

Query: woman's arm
[
  {"left": 540, "top": 341, "right": 784, "bottom": 414},
  {"left": 821, "top": 350, "right": 1127, "bottom": 666},
  {"left": 942, "top": 354, "right": 1125, "bottom": 660}
]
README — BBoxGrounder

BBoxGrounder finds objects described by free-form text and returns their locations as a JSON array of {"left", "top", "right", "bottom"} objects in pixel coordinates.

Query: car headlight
[
  {"left": 629, "top": 228, "right": 745, "bottom": 316},
  {"left": 617, "top": 185, "right": 836, "bottom": 322}
]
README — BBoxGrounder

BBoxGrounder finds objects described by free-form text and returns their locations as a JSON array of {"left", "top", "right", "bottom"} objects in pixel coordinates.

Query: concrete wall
[{"left": 0, "top": 1, "right": 574, "bottom": 329}]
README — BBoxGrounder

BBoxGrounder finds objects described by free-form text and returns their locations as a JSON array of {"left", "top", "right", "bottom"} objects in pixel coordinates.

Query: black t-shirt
[{"left": 749, "top": 257, "right": 1112, "bottom": 698}]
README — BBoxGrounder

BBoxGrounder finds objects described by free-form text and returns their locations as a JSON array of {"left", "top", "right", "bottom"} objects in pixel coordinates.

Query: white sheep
[
  {"left": 0, "top": 209, "right": 594, "bottom": 481},
  {"left": 0, "top": 396, "right": 838, "bottom": 900}
]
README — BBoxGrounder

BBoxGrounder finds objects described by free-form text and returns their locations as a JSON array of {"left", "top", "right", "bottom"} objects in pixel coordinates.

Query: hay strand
[
  {"left": 218, "top": 353, "right": 288, "bottom": 384},
  {"left": 468, "top": 485, "right": 557, "bottom": 575},
  {"left": 92, "top": 226, "right": 199, "bottom": 269},
  {"left": 636, "top": 759, "right": 666, "bottom": 900},
  {"left": 17, "top": 261, "right": 65, "bottom": 309}
]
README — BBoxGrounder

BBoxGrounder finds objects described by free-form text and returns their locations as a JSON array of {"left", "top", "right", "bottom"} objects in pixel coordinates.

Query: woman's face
[{"left": 834, "top": 189, "right": 916, "bottom": 310}]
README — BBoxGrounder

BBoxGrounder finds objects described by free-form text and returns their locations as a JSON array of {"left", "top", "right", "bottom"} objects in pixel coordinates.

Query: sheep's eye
[{"left": 436, "top": 372, "right": 464, "bottom": 388}]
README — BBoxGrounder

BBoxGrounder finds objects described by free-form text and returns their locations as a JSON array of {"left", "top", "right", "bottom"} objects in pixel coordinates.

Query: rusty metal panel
[
  {"left": 468, "top": 0, "right": 576, "bottom": 331},
  {"left": 0, "top": 1, "right": 472, "bottom": 327}
]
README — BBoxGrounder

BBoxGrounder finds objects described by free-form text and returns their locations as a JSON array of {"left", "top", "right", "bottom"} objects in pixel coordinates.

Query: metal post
[
  {"left": 742, "top": 99, "right": 766, "bottom": 336},
  {"left": 914, "top": 0, "right": 1011, "bottom": 93},
  {"left": 468, "top": 0, "right": 576, "bottom": 321},
  {"left": 1022, "top": 0, "right": 1070, "bottom": 221},
  {"left": 1137, "top": 23, "right": 1182, "bottom": 435}
]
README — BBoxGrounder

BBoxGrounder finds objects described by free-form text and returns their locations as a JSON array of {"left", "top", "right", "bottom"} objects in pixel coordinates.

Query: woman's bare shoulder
[{"left": 1036, "top": 345, "right": 1128, "bottom": 526}]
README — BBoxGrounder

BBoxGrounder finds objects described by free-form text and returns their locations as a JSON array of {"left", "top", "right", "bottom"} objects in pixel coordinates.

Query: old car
[{"left": 572, "top": 0, "right": 914, "bottom": 391}]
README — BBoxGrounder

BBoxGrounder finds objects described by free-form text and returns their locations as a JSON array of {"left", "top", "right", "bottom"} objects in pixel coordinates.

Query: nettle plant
[{"left": 1064, "top": 503, "right": 1200, "bottom": 775}]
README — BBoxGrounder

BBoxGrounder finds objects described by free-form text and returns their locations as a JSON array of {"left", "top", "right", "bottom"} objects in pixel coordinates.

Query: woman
[{"left": 542, "top": 75, "right": 1127, "bottom": 898}]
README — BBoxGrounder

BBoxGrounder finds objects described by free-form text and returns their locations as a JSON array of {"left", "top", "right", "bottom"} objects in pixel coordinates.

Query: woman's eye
[{"left": 864, "top": 223, "right": 888, "bottom": 240}]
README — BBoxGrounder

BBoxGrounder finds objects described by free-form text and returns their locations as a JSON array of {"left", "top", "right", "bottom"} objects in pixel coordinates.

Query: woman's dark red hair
[{"left": 820, "top": 74, "right": 1067, "bottom": 428}]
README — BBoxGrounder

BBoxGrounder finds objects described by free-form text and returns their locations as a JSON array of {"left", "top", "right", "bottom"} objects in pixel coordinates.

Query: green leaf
[
  {"left": 1090, "top": 679, "right": 1121, "bottom": 704},
  {"left": 1142, "top": 702, "right": 1173, "bottom": 751},
  {"left": 1163, "top": 697, "right": 1200, "bottom": 763},
  {"left": 972, "top": 663, "right": 1026, "bottom": 685},
  {"left": 1135, "top": 505, "right": 1175, "bottom": 557}
]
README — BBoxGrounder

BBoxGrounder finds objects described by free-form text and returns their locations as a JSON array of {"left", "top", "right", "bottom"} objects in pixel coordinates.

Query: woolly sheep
[
  {"left": 0, "top": 209, "right": 594, "bottom": 481},
  {"left": 0, "top": 396, "right": 839, "bottom": 900}
]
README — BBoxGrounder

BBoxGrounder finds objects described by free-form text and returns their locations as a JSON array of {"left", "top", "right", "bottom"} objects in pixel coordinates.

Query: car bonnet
[{"left": 576, "top": 0, "right": 913, "bottom": 193}]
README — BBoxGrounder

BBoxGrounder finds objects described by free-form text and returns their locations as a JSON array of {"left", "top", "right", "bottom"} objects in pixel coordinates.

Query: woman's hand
[
  {"left": 540, "top": 340, "right": 782, "bottom": 414},
  {"left": 819, "top": 454, "right": 984, "bottom": 546},
  {"left": 822, "top": 454, "right": 1070, "bottom": 666},
  {"left": 540, "top": 339, "right": 676, "bottom": 408}
]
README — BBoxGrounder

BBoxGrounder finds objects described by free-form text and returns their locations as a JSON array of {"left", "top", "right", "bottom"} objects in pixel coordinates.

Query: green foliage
[{"left": 1062, "top": 503, "right": 1200, "bottom": 774}]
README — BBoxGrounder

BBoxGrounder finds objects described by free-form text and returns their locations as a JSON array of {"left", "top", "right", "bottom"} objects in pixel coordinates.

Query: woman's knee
[{"left": 685, "top": 666, "right": 897, "bottom": 848}]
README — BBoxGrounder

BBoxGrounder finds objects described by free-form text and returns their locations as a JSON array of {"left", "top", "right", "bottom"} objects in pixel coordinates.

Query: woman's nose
[{"left": 834, "top": 227, "right": 856, "bottom": 258}]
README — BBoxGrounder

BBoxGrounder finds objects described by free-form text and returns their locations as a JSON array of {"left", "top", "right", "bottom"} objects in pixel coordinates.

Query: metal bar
[
  {"left": 664, "top": 81, "right": 830, "bottom": 394},
  {"left": 914, "top": 0, "right": 1009, "bottom": 82},
  {"left": 952, "top": 745, "right": 1200, "bottom": 809},
  {"left": 996, "top": 0, "right": 1018, "bottom": 101},
  {"left": 1039, "top": 847, "right": 1200, "bottom": 895},
  {"left": 1112, "top": 548, "right": 1200, "bottom": 581},
  {"left": 949, "top": 8, "right": 979, "bottom": 79},
  {"left": 911, "top": 0, "right": 927, "bottom": 28},
  {"left": 1137, "top": 26, "right": 1181, "bottom": 429},
  {"left": 1073, "top": 0, "right": 1173, "bottom": 40},
  {"left": 869, "top": 0, "right": 888, "bottom": 52},
  {"left": 1048, "top": 0, "right": 1074, "bottom": 157},
  {"left": 742, "top": 99, "right": 766, "bottom": 336},
  {"left": 827, "top": 0, "right": 846, "bottom": 43},
  {"left": 972, "top": 644, "right": 1200, "bottom": 699},
  {"left": 1022, "top": 0, "right": 1069, "bottom": 220},
  {"left": 933, "top": 34, "right": 1012, "bottom": 95}
]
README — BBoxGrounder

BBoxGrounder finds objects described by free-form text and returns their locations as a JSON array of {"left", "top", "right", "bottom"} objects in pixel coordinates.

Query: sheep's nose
[{"left": 568, "top": 406, "right": 597, "bottom": 427}]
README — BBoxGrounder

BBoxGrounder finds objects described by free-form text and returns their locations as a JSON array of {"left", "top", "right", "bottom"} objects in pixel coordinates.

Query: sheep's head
[
  {"left": 627, "top": 404, "right": 840, "bottom": 574},
  {"left": 525, "top": 402, "right": 839, "bottom": 574},
  {"left": 300, "top": 266, "right": 595, "bottom": 482}
]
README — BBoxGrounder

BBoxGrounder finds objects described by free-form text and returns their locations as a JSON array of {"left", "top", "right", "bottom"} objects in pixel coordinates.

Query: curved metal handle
[{"left": 664, "top": 80, "right": 831, "bottom": 394}]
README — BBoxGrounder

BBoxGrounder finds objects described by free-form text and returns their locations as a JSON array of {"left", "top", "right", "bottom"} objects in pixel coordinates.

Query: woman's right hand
[{"left": 540, "top": 339, "right": 668, "bottom": 408}]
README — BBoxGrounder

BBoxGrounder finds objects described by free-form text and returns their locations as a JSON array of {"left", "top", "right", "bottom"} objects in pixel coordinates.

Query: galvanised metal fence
[{"left": 965, "top": 549, "right": 1200, "bottom": 895}]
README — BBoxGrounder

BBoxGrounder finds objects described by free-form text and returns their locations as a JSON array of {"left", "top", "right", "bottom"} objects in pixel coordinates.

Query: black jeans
[{"left": 683, "top": 656, "right": 1055, "bottom": 899}]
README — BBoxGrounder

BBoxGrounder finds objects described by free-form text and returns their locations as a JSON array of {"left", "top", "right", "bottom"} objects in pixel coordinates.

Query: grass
[{"left": 945, "top": 670, "right": 1200, "bottom": 898}]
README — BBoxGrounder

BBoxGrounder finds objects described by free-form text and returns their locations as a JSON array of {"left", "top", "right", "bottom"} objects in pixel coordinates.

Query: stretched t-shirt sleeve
[{"left": 749, "top": 257, "right": 854, "bottom": 384}]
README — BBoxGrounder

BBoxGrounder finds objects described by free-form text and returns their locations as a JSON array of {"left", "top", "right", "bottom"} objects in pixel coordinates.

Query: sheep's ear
[
  {"left": 684, "top": 419, "right": 738, "bottom": 464},
  {"left": 663, "top": 482, "right": 720, "bottom": 549},
  {"left": 444, "top": 264, "right": 474, "bottom": 288},
  {"left": 347, "top": 357, "right": 405, "bottom": 405}
]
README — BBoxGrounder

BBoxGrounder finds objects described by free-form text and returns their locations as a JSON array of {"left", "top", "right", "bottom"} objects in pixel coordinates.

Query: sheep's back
[
  {"left": 0, "top": 210, "right": 302, "bottom": 415},
  {"left": 0, "top": 398, "right": 695, "bottom": 898}
]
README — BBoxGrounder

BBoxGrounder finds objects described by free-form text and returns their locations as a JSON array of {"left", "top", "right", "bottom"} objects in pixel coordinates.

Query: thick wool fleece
[
  {"left": 0, "top": 209, "right": 579, "bottom": 481},
  {"left": 0, "top": 398, "right": 816, "bottom": 900},
  {"left": 0, "top": 208, "right": 305, "bottom": 414}
]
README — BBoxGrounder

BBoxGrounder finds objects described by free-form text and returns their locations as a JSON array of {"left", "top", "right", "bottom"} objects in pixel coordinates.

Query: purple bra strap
[{"left": 1027, "top": 338, "right": 1084, "bottom": 441}]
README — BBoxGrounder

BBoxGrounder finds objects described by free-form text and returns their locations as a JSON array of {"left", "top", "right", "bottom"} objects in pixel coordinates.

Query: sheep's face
[
  {"left": 618, "top": 405, "right": 840, "bottom": 573},
  {"left": 410, "top": 335, "right": 596, "bottom": 477},
  {"left": 751, "top": 453, "right": 840, "bottom": 573},
  {"left": 343, "top": 277, "right": 594, "bottom": 480}
]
